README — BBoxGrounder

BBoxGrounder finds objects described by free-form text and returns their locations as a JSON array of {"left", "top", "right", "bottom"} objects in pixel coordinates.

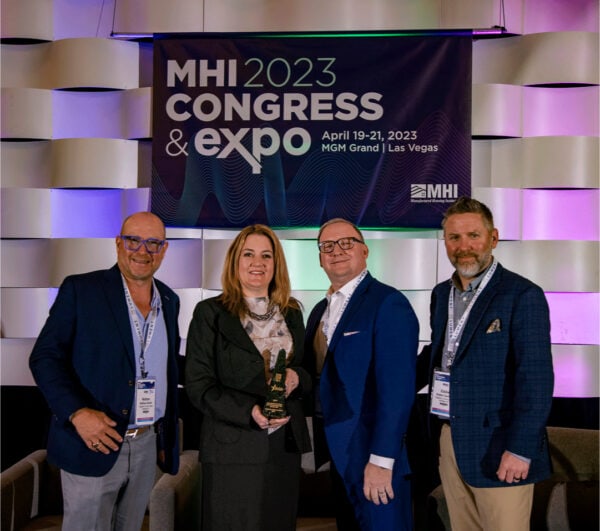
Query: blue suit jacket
[
  {"left": 418, "top": 262, "right": 554, "bottom": 487},
  {"left": 305, "top": 273, "right": 419, "bottom": 527},
  {"left": 29, "top": 264, "right": 181, "bottom": 476}
]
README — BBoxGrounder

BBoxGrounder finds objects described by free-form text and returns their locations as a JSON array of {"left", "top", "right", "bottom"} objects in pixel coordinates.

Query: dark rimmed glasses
[
  {"left": 318, "top": 237, "right": 364, "bottom": 254},
  {"left": 120, "top": 235, "right": 166, "bottom": 254}
]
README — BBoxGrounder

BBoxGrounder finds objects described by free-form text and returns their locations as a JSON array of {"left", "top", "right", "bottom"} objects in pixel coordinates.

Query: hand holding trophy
[{"left": 263, "top": 349, "right": 288, "bottom": 419}]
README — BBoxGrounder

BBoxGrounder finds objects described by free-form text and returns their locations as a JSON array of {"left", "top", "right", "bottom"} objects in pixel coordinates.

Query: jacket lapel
[
  {"left": 306, "top": 299, "right": 327, "bottom": 342},
  {"left": 286, "top": 311, "right": 303, "bottom": 358},
  {"left": 102, "top": 265, "right": 136, "bottom": 371},
  {"left": 156, "top": 281, "right": 177, "bottom": 354},
  {"left": 430, "top": 282, "right": 451, "bottom": 368},
  {"left": 219, "top": 308, "right": 263, "bottom": 358},
  {"left": 452, "top": 264, "right": 503, "bottom": 365},
  {"left": 327, "top": 273, "right": 372, "bottom": 353}
]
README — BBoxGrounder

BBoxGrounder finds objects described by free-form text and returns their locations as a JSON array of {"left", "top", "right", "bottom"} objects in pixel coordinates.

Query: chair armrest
[
  {"left": 547, "top": 427, "right": 600, "bottom": 481},
  {"left": 1, "top": 449, "right": 48, "bottom": 530},
  {"left": 148, "top": 450, "right": 201, "bottom": 531}
]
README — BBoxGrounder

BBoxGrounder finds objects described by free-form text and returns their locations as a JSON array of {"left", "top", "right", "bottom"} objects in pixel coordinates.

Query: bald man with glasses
[
  {"left": 30, "top": 211, "right": 181, "bottom": 531},
  {"left": 303, "top": 218, "right": 420, "bottom": 531}
]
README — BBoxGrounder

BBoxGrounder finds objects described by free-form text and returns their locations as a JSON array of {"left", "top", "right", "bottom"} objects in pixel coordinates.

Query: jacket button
[
  {"left": 122, "top": 409, "right": 129, "bottom": 415},
  {"left": 128, "top": 380, "right": 134, "bottom": 387}
]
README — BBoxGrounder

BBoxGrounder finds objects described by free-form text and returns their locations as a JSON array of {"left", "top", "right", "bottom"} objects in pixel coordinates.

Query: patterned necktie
[{"left": 313, "top": 320, "right": 328, "bottom": 375}]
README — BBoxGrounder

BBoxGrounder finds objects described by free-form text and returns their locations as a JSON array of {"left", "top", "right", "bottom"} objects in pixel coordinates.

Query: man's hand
[
  {"left": 363, "top": 462, "right": 394, "bottom": 505},
  {"left": 70, "top": 408, "right": 122, "bottom": 454},
  {"left": 496, "top": 450, "right": 530, "bottom": 483}
]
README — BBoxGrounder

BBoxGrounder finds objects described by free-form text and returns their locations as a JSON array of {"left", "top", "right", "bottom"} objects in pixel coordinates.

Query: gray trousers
[{"left": 61, "top": 428, "right": 157, "bottom": 531}]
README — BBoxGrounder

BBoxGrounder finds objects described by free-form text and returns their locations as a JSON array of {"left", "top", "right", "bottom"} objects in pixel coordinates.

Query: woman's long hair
[{"left": 219, "top": 224, "right": 301, "bottom": 317}]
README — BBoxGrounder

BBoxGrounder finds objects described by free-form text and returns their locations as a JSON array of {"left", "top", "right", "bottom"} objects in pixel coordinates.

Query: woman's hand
[{"left": 251, "top": 404, "right": 290, "bottom": 429}]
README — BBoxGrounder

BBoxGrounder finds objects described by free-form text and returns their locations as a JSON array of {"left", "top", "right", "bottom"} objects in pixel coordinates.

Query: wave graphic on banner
[{"left": 152, "top": 110, "right": 470, "bottom": 228}]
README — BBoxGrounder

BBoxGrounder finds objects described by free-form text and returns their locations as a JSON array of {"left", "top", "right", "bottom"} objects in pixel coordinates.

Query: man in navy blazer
[
  {"left": 417, "top": 197, "right": 554, "bottom": 530},
  {"left": 304, "top": 218, "right": 419, "bottom": 530},
  {"left": 29, "top": 212, "right": 180, "bottom": 531}
]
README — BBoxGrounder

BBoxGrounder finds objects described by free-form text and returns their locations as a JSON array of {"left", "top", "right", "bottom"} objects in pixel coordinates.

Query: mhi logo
[{"left": 410, "top": 184, "right": 458, "bottom": 203}]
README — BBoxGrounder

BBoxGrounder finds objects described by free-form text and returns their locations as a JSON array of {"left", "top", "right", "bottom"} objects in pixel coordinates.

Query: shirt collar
[
  {"left": 451, "top": 259, "right": 494, "bottom": 294},
  {"left": 327, "top": 269, "right": 368, "bottom": 299}
]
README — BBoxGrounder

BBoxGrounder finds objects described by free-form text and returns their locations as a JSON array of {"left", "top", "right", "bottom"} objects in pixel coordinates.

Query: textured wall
[{"left": 1, "top": 0, "right": 598, "bottom": 407}]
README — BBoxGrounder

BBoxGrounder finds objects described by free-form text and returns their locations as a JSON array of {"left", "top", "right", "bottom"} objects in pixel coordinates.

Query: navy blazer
[
  {"left": 185, "top": 297, "right": 312, "bottom": 464},
  {"left": 418, "top": 262, "right": 554, "bottom": 487},
  {"left": 305, "top": 274, "right": 419, "bottom": 504},
  {"left": 29, "top": 265, "right": 181, "bottom": 476}
]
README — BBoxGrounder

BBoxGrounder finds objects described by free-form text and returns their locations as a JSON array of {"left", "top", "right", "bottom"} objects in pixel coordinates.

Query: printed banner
[{"left": 152, "top": 34, "right": 472, "bottom": 228}]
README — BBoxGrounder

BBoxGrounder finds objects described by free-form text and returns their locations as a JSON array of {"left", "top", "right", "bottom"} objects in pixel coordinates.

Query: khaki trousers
[{"left": 439, "top": 424, "right": 533, "bottom": 531}]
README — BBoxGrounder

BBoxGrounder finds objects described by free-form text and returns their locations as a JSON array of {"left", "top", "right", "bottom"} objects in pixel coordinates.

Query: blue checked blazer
[{"left": 419, "top": 262, "right": 554, "bottom": 487}]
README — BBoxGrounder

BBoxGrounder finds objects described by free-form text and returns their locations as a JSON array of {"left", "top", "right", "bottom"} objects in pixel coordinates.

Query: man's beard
[{"left": 452, "top": 250, "right": 492, "bottom": 279}]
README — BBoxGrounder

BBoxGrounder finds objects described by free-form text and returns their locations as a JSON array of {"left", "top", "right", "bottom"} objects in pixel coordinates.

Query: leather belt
[{"left": 125, "top": 425, "right": 153, "bottom": 438}]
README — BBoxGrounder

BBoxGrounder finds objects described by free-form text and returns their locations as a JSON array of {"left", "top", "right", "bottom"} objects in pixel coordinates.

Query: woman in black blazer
[{"left": 185, "top": 224, "right": 312, "bottom": 531}]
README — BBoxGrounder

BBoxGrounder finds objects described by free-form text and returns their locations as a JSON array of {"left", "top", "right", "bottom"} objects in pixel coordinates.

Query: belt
[{"left": 125, "top": 425, "right": 153, "bottom": 438}]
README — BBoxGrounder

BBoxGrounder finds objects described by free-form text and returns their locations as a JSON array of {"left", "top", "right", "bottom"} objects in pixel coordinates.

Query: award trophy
[{"left": 263, "top": 349, "right": 287, "bottom": 419}]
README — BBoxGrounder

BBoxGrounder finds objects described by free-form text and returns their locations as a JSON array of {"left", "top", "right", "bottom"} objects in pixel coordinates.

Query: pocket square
[
  {"left": 486, "top": 318, "right": 501, "bottom": 333},
  {"left": 343, "top": 330, "right": 360, "bottom": 336}
]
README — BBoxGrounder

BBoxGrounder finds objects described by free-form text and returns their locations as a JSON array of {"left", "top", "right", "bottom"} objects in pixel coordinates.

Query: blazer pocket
[
  {"left": 214, "top": 423, "right": 242, "bottom": 444},
  {"left": 483, "top": 409, "right": 512, "bottom": 428}
]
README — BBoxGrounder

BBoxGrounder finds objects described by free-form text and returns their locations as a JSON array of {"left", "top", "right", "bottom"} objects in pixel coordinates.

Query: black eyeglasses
[
  {"left": 318, "top": 237, "right": 364, "bottom": 254},
  {"left": 120, "top": 235, "right": 166, "bottom": 254}
]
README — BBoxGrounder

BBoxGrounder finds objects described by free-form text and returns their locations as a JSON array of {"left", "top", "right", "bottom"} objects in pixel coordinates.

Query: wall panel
[
  {"left": 523, "top": 86, "right": 599, "bottom": 137},
  {"left": 1, "top": 142, "right": 52, "bottom": 189},
  {"left": 473, "top": 32, "right": 599, "bottom": 85},
  {"left": 51, "top": 139, "right": 140, "bottom": 188},
  {"left": 1, "top": 189, "right": 52, "bottom": 238},
  {"left": 489, "top": 137, "right": 599, "bottom": 189},
  {"left": 1, "top": 88, "right": 53, "bottom": 139},
  {"left": 0, "top": 0, "right": 54, "bottom": 40},
  {"left": 1, "top": 240, "right": 52, "bottom": 288},
  {"left": 546, "top": 293, "right": 600, "bottom": 345},
  {"left": 523, "top": 0, "right": 599, "bottom": 33},
  {"left": 522, "top": 189, "right": 599, "bottom": 241},
  {"left": 0, "top": 339, "right": 37, "bottom": 386},
  {"left": 204, "top": 0, "right": 444, "bottom": 33}
]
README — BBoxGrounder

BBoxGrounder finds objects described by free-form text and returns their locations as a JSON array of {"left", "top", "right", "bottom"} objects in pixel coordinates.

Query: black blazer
[{"left": 185, "top": 297, "right": 312, "bottom": 464}]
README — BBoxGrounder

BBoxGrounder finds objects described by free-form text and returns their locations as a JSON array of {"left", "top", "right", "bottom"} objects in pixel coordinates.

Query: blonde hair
[{"left": 219, "top": 224, "right": 301, "bottom": 317}]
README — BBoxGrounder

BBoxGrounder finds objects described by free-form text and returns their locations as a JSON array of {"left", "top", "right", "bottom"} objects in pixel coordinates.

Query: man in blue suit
[
  {"left": 29, "top": 211, "right": 181, "bottom": 531},
  {"left": 304, "top": 218, "right": 419, "bottom": 530},
  {"left": 418, "top": 197, "right": 554, "bottom": 530}
]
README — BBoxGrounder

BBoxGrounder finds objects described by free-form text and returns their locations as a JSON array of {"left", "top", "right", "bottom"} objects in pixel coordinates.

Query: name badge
[
  {"left": 135, "top": 378, "right": 156, "bottom": 426},
  {"left": 430, "top": 369, "right": 450, "bottom": 418}
]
